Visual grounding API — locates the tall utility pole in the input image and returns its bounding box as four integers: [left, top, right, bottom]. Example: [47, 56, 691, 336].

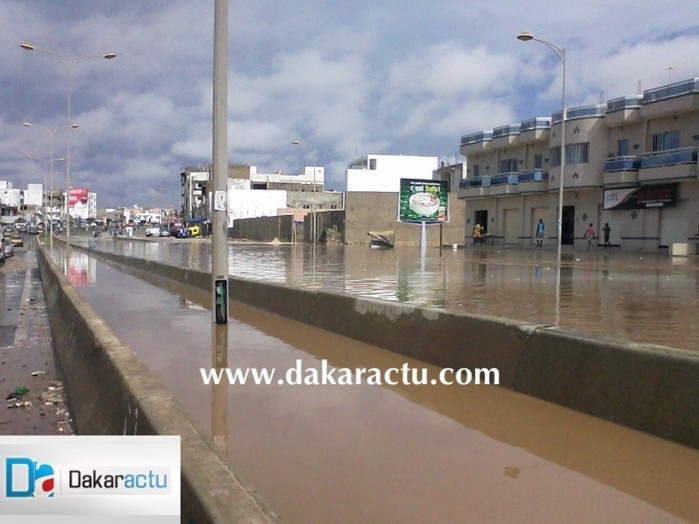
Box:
[212, 0, 229, 325]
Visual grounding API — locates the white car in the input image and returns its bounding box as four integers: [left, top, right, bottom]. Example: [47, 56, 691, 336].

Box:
[145, 226, 161, 237]
[3, 237, 14, 258]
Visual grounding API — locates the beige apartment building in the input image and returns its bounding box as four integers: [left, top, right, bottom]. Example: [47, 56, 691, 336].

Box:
[458, 77, 699, 250]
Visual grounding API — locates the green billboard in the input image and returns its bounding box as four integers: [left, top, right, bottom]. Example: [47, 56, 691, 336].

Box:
[398, 179, 449, 224]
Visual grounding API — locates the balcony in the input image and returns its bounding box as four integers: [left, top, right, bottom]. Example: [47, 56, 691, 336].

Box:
[641, 148, 696, 168]
[491, 125, 520, 148]
[603, 156, 641, 186]
[605, 96, 642, 127]
[643, 78, 699, 103]
[639, 147, 697, 182]
[604, 156, 641, 172]
[458, 170, 548, 197]
[516, 170, 549, 194]
[519, 117, 551, 142]
[460, 130, 493, 155]
[552, 104, 606, 123]
[641, 77, 699, 118]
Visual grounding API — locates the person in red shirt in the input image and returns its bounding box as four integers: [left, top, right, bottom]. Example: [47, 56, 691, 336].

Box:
[585, 223, 596, 249]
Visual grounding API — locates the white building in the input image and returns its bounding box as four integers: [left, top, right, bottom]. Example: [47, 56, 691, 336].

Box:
[226, 184, 288, 227]
[345, 154, 439, 192]
[25, 184, 43, 207]
[250, 165, 324, 190]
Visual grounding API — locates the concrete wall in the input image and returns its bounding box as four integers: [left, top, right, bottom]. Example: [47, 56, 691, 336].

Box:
[229, 214, 294, 242]
[345, 192, 466, 245]
[37, 246, 276, 523]
[72, 244, 699, 450]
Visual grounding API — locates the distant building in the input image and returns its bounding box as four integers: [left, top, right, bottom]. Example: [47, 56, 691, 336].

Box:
[345, 154, 439, 192]
[180, 164, 341, 227]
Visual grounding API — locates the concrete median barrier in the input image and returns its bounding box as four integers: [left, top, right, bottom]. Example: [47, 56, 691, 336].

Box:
[37, 246, 276, 523]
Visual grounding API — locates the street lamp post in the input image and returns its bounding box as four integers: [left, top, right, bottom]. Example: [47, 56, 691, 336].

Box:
[291, 140, 318, 244]
[517, 32, 566, 263]
[24, 122, 76, 249]
[21, 43, 116, 246]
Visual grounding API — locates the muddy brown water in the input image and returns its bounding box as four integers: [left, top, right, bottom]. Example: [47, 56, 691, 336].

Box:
[52, 245, 699, 523]
[77, 238, 699, 351]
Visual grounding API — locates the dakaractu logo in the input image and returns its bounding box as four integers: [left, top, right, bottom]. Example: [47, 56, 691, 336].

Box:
[5, 457, 171, 498]
[5, 458, 55, 498]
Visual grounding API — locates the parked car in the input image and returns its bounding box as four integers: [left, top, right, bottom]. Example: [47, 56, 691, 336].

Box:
[3, 238, 14, 258]
[171, 227, 189, 238]
[145, 226, 161, 237]
[159, 229, 170, 237]
[10, 234, 23, 248]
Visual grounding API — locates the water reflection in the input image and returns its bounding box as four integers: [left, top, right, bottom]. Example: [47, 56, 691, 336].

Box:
[71, 238, 699, 351]
[61, 251, 699, 523]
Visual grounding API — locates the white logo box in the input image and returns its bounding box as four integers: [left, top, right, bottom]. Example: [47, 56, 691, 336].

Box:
[0, 435, 180, 523]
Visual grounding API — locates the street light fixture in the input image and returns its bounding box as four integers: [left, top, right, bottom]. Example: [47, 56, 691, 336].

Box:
[291, 140, 318, 244]
[21, 42, 116, 246]
[517, 31, 566, 264]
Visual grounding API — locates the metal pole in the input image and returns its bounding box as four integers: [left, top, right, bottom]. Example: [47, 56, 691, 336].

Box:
[66, 63, 76, 246]
[49, 135, 54, 250]
[558, 52, 566, 264]
[312, 147, 317, 245]
[517, 33, 566, 261]
[212, 0, 229, 325]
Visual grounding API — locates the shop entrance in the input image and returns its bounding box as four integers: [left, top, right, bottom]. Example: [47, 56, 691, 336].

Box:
[474, 210, 488, 235]
[562, 206, 575, 245]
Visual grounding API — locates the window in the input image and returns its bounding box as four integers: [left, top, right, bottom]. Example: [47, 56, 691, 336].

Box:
[499, 158, 517, 173]
[550, 147, 561, 167]
[534, 154, 543, 169]
[651, 131, 679, 152]
[567, 142, 589, 165]
[369, 158, 377, 170]
[617, 139, 628, 157]
[472, 164, 480, 178]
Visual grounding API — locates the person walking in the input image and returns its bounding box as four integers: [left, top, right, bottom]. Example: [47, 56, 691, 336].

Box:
[585, 223, 596, 249]
[535, 219, 545, 247]
[603, 222, 611, 248]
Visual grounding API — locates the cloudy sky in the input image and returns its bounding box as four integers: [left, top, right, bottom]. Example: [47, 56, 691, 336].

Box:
[1, 1, 697, 208]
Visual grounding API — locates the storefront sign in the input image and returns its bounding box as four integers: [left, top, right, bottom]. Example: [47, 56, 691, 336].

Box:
[603, 184, 677, 210]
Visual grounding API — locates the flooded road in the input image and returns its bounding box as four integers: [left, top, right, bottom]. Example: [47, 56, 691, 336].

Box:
[77, 237, 699, 351]
[53, 246, 699, 523]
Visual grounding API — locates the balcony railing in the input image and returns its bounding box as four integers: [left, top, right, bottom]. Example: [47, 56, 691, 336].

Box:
[552, 104, 606, 123]
[459, 170, 549, 189]
[604, 156, 641, 172]
[518, 170, 549, 182]
[641, 147, 697, 168]
[643, 77, 699, 104]
[460, 130, 493, 146]
[520, 117, 551, 132]
[607, 96, 642, 112]
[459, 178, 481, 189]
[492, 125, 520, 138]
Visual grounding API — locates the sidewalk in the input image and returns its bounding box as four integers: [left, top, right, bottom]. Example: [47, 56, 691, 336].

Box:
[0, 246, 73, 435]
